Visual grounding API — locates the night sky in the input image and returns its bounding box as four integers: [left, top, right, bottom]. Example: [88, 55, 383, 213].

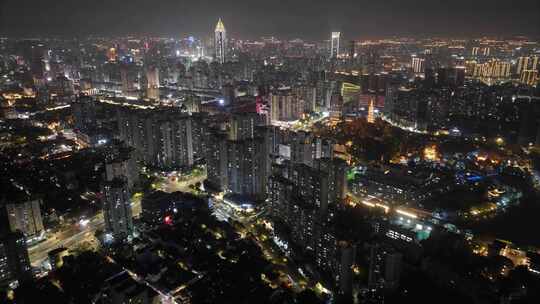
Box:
[1, 0, 539, 39]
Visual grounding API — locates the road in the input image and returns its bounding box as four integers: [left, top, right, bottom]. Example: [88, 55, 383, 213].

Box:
[29, 212, 104, 266]
[28, 172, 204, 267]
[209, 195, 311, 293]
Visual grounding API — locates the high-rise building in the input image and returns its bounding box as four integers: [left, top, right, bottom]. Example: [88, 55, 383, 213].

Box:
[117, 108, 203, 169]
[0, 231, 32, 285]
[225, 139, 265, 197]
[521, 69, 539, 86]
[72, 95, 97, 132]
[516, 56, 539, 76]
[30, 46, 46, 85]
[5, 199, 44, 240]
[330, 32, 341, 58]
[146, 65, 159, 100]
[120, 63, 138, 98]
[384, 252, 403, 290]
[471, 59, 512, 83]
[517, 56, 530, 75]
[367, 98, 375, 123]
[117, 107, 159, 166]
[214, 18, 227, 64]
[146, 65, 160, 100]
[157, 116, 194, 169]
[269, 88, 302, 122]
[411, 55, 425, 74]
[101, 178, 133, 242]
[348, 40, 355, 59]
[104, 144, 140, 191]
[269, 158, 347, 236]
[107, 47, 117, 62]
[289, 131, 334, 167]
[228, 112, 263, 141]
[205, 132, 228, 191]
[336, 241, 356, 296]
[205, 113, 269, 198]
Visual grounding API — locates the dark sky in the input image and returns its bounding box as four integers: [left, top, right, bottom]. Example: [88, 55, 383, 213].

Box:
[1, 0, 539, 39]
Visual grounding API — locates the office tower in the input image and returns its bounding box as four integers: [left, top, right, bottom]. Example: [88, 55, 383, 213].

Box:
[214, 18, 227, 64]
[367, 99, 375, 123]
[101, 178, 133, 242]
[330, 32, 341, 58]
[0, 231, 32, 285]
[146, 65, 160, 100]
[5, 199, 44, 240]
[411, 55, 425, 74]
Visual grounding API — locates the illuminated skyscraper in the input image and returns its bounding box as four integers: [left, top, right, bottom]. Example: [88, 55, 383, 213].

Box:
[107, 47, 117, 62]
[367, 98, 375, 123]
[330, 32, 340, 58]
[214, 18, 227, 64]
[411, 55, 425, 74]
[521, 69, 539, 86]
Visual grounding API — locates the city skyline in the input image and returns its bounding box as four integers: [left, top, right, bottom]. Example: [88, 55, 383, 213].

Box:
[1, 2, 540, 303]
[1, 0, 540, 39]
